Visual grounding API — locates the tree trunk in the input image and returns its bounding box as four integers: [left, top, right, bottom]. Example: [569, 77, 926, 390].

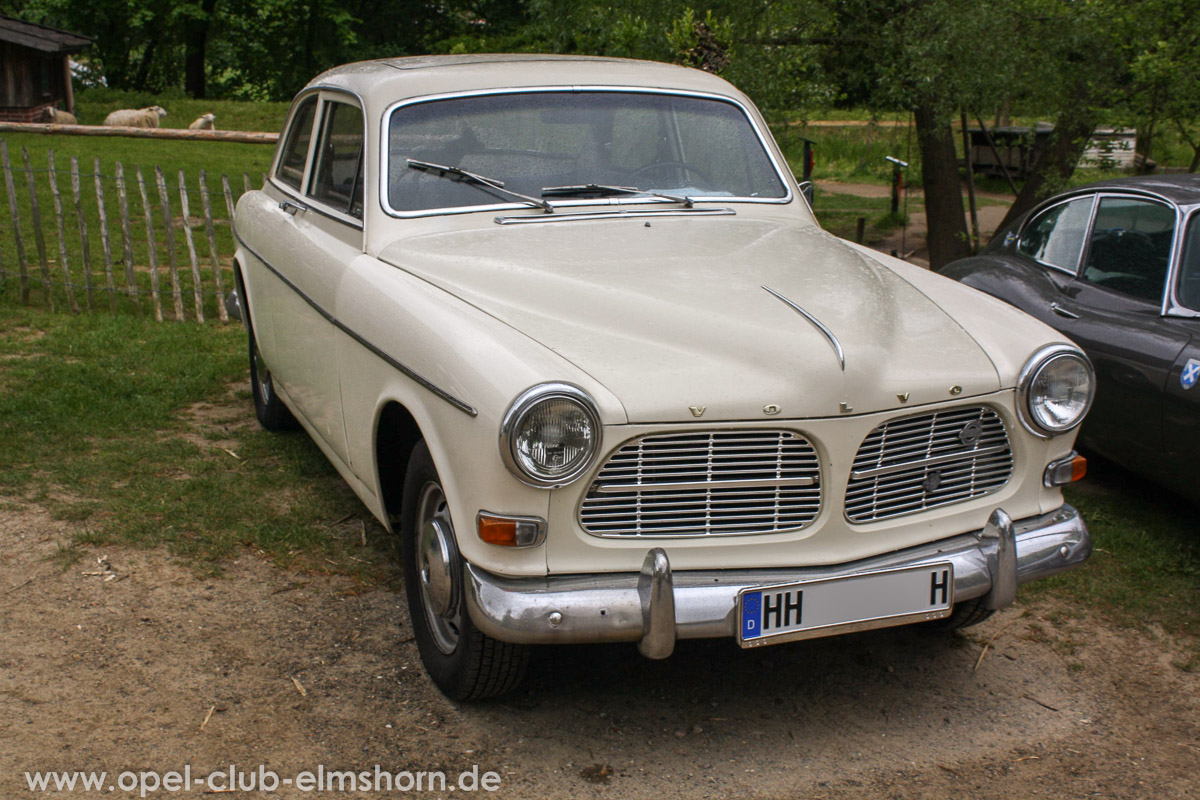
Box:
[184, 0, 219, 98]
[996, 109, 1097, 232]
[914, 103, 970, 270]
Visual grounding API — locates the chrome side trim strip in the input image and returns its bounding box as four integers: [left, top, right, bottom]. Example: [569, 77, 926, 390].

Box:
[234, 228, 477, 416]
[761, 285, 846, 371]
[594, 476, 817, 494]
[495, 207, 736, 225]
[849, 445, 1009, 481]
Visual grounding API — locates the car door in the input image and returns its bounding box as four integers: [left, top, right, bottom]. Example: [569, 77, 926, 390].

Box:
[1162, 212, 1200, 491]
[1045, 194, 1189, 472]
[246, 91, 365, 464]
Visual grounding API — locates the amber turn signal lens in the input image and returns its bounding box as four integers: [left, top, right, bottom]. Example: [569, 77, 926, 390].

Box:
[1070, 453, 1087, 482]
[1043, 451, 1087, 487]
[476, 513, 546, 547]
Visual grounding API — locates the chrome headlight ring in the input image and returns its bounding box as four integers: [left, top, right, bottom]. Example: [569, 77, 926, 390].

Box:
[499, 382, 601, 488]
[1016, 344, 1096, 438]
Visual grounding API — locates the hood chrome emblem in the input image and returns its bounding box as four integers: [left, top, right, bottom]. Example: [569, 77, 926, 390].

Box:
[897, 392, 910, 403]
[689, 406, 707, 418]
[949, 385, 963, 396]
[762, 285, 845, 372]
[763, 404, 781, 416]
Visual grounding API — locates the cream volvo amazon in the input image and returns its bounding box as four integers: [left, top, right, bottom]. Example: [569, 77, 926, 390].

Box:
[232, 55, 1095, 700]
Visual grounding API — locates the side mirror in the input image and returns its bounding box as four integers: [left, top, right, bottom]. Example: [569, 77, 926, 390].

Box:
[796, 180, 814, 207]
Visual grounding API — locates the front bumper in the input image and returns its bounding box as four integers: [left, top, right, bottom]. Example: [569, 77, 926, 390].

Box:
[463, 505, 1090, 657]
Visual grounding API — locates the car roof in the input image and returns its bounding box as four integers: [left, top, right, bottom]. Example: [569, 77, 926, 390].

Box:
[1066, 173, 1200, 206]
[306, 54, 743, 106]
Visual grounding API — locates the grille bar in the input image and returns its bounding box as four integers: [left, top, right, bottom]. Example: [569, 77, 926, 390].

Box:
[845, 407, 1013, 524]
[580, 430, 821, 537]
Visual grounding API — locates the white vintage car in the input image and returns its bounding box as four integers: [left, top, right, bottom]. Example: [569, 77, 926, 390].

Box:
[233, 55, 1095, 700]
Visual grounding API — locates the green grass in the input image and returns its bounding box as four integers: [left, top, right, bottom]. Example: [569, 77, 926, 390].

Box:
[1022, 461, 1200, 662]
[0, 307, 386, 577]
[73, 88, 292, 133]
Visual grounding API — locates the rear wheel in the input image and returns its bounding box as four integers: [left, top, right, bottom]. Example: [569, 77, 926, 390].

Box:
[247, 319, 298, 431]
[401, 441, 528, 700]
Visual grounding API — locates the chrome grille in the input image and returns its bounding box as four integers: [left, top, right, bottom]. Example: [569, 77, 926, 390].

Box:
[579, 430, 821, 537]
[845, 406, 1013, 523]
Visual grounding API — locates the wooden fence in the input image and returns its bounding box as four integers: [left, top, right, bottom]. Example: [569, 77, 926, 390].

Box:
[0, 139, 255, 324]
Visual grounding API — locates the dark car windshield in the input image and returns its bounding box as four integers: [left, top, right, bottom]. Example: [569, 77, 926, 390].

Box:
[386, 91, 787, 213]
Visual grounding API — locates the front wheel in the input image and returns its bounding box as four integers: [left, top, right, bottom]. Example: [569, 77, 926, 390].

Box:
[401, 441, 528, 700]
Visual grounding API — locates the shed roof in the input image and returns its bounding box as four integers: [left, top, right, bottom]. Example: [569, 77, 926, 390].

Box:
[0, 15, 92, 54]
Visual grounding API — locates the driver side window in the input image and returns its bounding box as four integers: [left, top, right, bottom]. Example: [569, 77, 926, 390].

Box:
[1018, 196, 1093, 273]
[1081, 197, 1174, 303]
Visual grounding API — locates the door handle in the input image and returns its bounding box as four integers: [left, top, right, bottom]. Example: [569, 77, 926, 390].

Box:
[1051, 302, 1079, 320]
[278, 200, 307, 216]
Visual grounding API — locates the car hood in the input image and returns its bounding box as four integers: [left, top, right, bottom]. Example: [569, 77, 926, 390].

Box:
[377, 216, 1001, 423]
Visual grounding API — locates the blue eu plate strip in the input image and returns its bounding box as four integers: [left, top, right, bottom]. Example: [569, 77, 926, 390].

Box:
[741, 590, 762, 639]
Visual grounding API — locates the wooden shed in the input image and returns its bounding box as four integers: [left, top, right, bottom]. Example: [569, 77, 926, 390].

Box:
[0, 16, 92, 122]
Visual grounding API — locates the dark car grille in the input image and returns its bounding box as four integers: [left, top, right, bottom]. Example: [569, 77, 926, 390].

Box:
[579, 430, 822, 537]
[845, 406, 1013, 523]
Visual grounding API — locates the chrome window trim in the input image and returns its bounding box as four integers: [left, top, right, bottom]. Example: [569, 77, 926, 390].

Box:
[270, 87, 369, 232]
[1166, 207, 1200, 317]
[1017, 194, 1096, 276]
[378, 86, 794, 219]
[1015, 344, 1095, 438]
[233, 226, 476, 417]
[499, 382, 602, 488]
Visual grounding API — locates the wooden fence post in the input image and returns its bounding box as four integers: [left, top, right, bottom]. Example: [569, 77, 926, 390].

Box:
[1, 141, 29, 304]
[69, 156, 96, 312]
[114, 162, 141, 315]
[135, 166, 163, 322]
[199, 171, 228, 323]
[47, 150, 80, 313]
[154, 166, 184, 322]
[93, 157, 117, 313]
[23, 147, 54, 311]
[176, 169, 205, 323]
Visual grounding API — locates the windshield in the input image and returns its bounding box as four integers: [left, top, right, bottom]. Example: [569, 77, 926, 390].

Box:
[386, 91, 788, 214]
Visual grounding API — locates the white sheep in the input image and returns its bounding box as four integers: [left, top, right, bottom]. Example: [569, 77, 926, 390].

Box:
[188, 113, 216, 130]
[45, 107, 79, 125]
[103, 106, 168, 128]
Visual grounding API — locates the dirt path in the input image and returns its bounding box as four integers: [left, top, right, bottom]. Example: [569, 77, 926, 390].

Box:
[2, 495, 1198, 797]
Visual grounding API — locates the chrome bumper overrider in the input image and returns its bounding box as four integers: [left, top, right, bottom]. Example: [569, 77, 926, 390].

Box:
[463, 505, 1090, 658]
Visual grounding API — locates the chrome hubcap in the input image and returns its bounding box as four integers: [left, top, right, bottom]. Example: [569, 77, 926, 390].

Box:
[415, 482, 461, 654]
[253, 342, 272, 400]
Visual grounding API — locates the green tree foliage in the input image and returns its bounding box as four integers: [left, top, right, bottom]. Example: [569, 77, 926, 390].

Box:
[524, 0, 833, 118]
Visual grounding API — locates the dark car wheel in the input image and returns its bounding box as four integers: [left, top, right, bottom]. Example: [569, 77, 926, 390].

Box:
[401, 441, 528, 700]
[926, 597, 994, 631]
[248, 323, 298, 432]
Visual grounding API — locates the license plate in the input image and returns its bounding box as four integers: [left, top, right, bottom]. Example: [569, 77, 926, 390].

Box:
[737, 563, 954, 647]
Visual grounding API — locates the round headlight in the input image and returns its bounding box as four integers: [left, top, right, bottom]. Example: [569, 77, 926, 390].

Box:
[501, 383, 600, 487]
[1018, 346, 1095, 436]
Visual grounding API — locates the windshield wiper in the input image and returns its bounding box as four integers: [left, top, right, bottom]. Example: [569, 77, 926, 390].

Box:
[407, 159, 554, 213]
[541, 183, 695, 208]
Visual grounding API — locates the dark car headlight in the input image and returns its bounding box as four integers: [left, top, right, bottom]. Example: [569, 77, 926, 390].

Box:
[500, 383, 600, 487]
[1017, 345, 1095, 437]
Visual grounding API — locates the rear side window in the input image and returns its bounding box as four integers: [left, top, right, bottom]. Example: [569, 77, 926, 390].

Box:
[1081, 197, 1175, 302]
[276, 96, 318, 191]
[309, 101, 364, 219]
[1018, 196, 1093, 272]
